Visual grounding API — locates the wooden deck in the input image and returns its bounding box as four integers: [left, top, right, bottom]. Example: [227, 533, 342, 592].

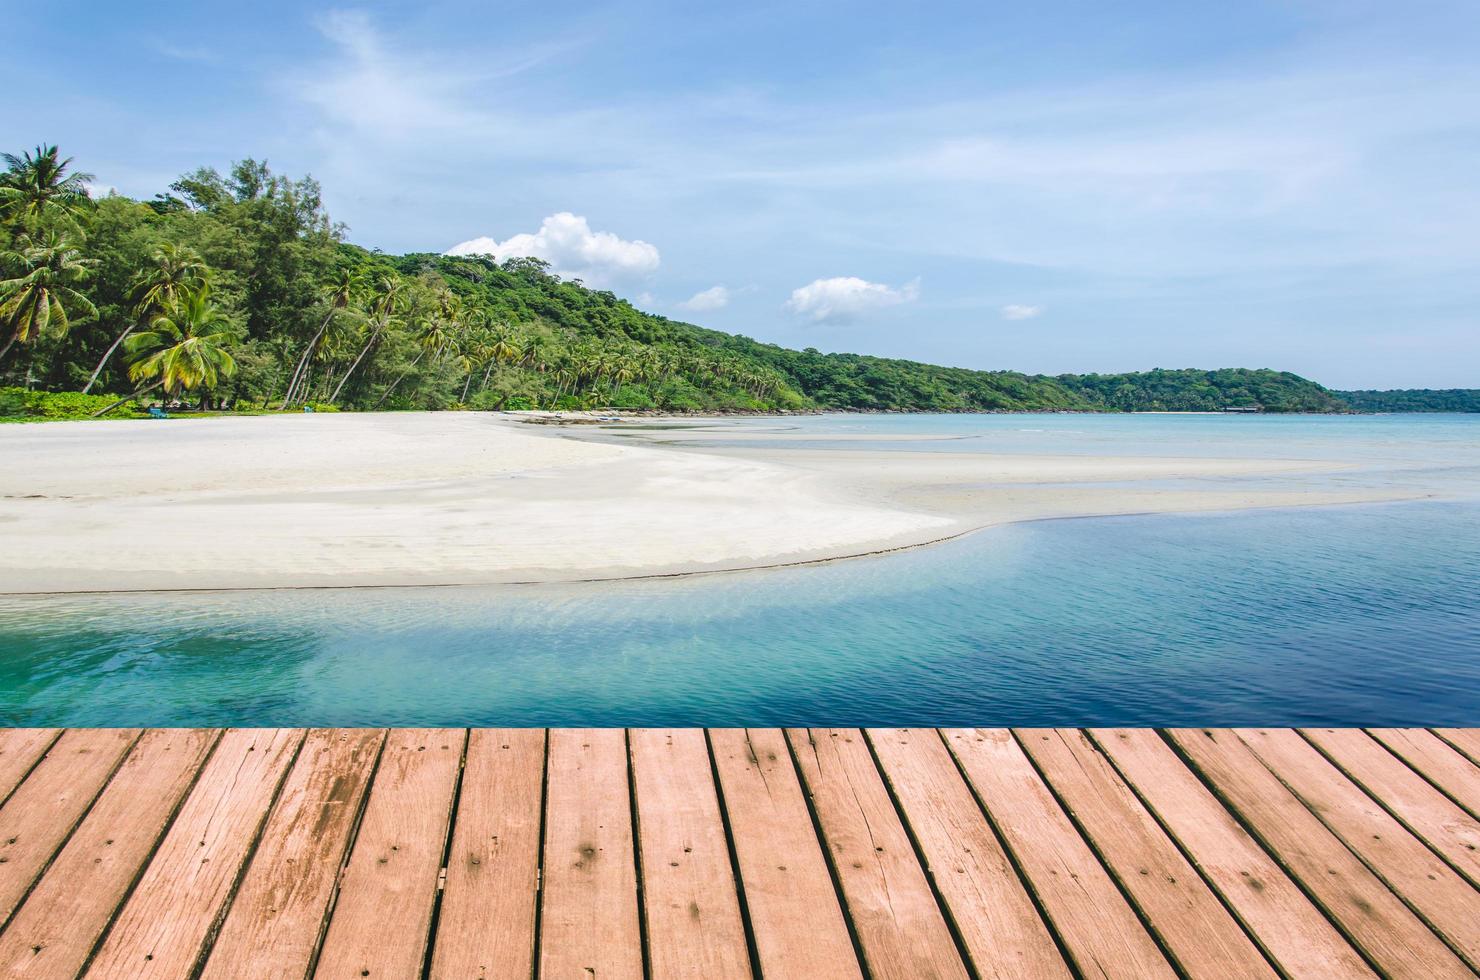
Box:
[0, 729, 1476, 978]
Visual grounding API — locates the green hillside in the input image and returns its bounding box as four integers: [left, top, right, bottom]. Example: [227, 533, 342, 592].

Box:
[1, 148, 1350, 417]
[1335, 389, 1480, 413]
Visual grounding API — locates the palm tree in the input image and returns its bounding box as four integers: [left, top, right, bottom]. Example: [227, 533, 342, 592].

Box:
[328, 275, 403, 404]
[0, 229, 97, 364]
[281, 268, 361, 408]
[91, 287, 241, 416]
[82, 243, 208, 393]
[0, 145, 94, 230]
[372, 304, 458, 409]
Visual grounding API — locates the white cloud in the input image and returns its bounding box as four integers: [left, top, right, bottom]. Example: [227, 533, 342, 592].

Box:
[678, 285, 730, 312]
[786, 276, 920, 323]
[447, 212, 660, 285]
[1001, 304, 1044, 320]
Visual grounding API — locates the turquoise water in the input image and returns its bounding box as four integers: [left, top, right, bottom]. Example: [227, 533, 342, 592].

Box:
[2, 414, 1477, 726]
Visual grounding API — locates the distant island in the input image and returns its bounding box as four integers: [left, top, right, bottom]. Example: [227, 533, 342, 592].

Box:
[0, 146, 1470, 420]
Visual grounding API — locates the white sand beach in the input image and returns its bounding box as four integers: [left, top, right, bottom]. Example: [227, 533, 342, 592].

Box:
[0, 412, 1422, 593]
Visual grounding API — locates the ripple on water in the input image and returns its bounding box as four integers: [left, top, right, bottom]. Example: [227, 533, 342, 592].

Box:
[0, 498, 1477, 726]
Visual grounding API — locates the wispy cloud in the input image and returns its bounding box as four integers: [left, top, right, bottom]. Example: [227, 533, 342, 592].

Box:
[1001, 304, 1043, 320]
[155, 41, 217, 64]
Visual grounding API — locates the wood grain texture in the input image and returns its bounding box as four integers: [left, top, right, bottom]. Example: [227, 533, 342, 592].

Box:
[0, 730, 61, 805]
[0, 728, 216, 980]
[1368, 728, 1480, 817]
[85, 728, 304, 979]
[708, 728, 863, 980]
[0, 727, 1471, 977]
[1169, 728, 1470, 979]
[0, 728, 140, 925]
[199, 728, 385, 980]
[1237, 728, 1480, 972]
[1435, 729, 1480, 767]
[1304, 727, 1480, 887]
[1016, 728, 1277, 978]
[788, 728, 969, 980]
[539, 728, 643, 980]
[429, 728, 546, 980]
[1091, 728, 1377, 978]
[867, 728, 1070, 980]
[944, 729, 1176, 980]
[630, 728, 752, 980]
[312, 728, 464, 980]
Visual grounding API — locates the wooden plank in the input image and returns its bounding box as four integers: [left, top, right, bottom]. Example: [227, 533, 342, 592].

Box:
[1368, 728, 1480, 818]
[1435, 729, 1480, 766]
[428, 728, 545, 980]
[787, 728, 969, 980]
[0, 729, 216, 980]
[1016, 729, 1277, 978]
[708, 728, 862, 980]
[1303, 727, 1480, 887]
[866, 728, 1069, 980]
[943, 729, 1175, 980]
[1169, 728, 1471, 979]
[0, 730, 61, 805]
[313, 728, 464, 980]
[1093, 729, 1376, 977]
[0, 728, 139, 925]
[198, 728, 385, 980]
[85, 728, 304, 979]
[630, 728, 752, 980]
[538, 728, 643, 980]
[1237, 728, 1480, 971]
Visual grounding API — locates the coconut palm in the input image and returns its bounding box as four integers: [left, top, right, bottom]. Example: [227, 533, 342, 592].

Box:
[83, 243, 209, 393]
[328, 275, 403, 404]
[372, 304, 457, 409]
[0, 229, 97, 364]
[0, 145, 94, 230]
[91, 287, 241, 415]
[281, 268, 362, 408]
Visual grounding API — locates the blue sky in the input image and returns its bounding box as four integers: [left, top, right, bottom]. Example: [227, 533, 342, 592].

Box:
[8, 1, 1480, 387]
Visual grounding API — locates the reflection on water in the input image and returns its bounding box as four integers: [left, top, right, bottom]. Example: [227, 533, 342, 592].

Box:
[2, 500, 1477, 727]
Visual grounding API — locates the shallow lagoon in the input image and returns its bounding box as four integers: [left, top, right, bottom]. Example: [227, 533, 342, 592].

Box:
[2, 413, 1477, 727]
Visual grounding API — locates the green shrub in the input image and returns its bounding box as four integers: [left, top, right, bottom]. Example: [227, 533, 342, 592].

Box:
[0, 387, 146, 420]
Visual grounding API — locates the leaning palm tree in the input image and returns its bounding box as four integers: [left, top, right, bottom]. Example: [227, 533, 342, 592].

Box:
[0, 145, 94, 230]
[0, 229, 97, 364]
[92, 287, 241, 416]
[82, 243, 209, 393]
[280, 268, 361, 409]
[328, 275, 403, 405]
[372, 307, 456, 409]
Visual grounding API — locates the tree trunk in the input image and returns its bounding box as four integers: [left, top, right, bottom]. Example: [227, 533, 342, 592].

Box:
[279, 308, 336, 410]
[461, 369, 474, 403]
[372, 347, 426, 409]
[329, 328, 382, 405]
[0, 328, 20, 366]
[81, 324, 136, 394]
[91, 380, 164, 418]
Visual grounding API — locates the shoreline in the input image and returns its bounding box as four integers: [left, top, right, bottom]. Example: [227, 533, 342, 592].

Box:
[0, 411, 1440, 595]
[0, 495, 1438, 598]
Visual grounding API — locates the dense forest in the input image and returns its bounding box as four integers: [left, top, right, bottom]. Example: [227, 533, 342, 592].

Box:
[1335, 389, 1480, 413]
[0, 146, 1404, 419]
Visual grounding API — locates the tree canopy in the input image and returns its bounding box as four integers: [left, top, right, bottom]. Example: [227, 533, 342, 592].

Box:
[1, 147, 1368, 416]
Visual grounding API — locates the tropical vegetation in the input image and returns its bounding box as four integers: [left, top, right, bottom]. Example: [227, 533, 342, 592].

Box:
[1334, 389, 1480, 413]
[0, 144, 1418, 420]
